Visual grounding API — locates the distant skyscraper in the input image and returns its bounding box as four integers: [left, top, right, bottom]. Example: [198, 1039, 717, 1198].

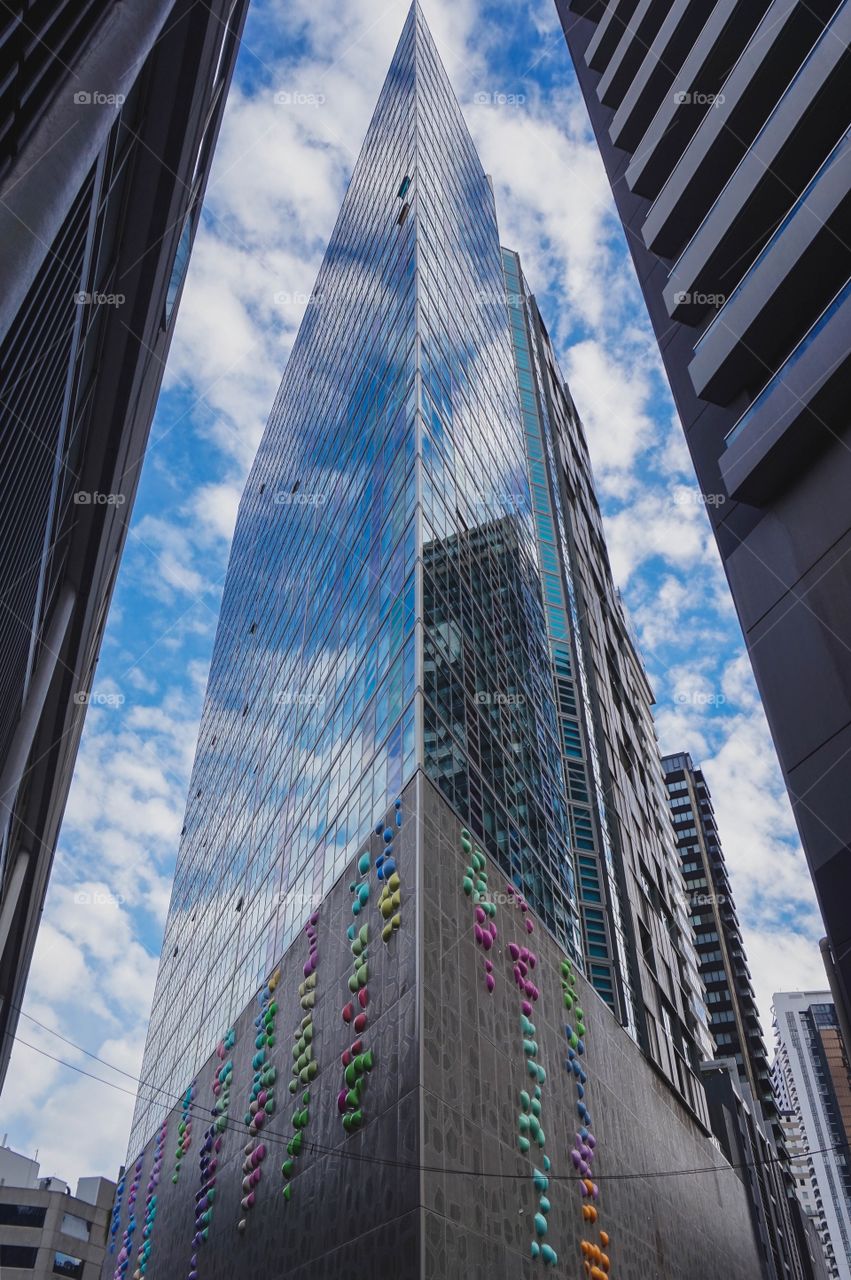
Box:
[554, 0, 851, 1035]
[662, 753, 774, 1116]
[664, 752, 813, 1279]
[0, 0, 248, 1090]
[773, 991, 851, 1279]
[111, 7, 768, 1277]
[780, 1106, 834, 1280]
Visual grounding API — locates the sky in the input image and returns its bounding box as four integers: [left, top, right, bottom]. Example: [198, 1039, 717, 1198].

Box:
[0, 0, 828, 1185]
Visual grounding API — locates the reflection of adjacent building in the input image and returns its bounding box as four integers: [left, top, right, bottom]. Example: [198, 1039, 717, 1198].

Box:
[422, 513, 582, 957]
[0, 1141, 115, 1280]
[773, 992, 851, 1279]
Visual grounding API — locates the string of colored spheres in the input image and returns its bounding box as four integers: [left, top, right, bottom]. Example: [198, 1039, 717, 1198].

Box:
[282, 914, 320, 1199]
[238, 967, 280, 1231]
[338, 800, 403, 1134]
[114, 808, 613, 1271]
[134, 1118, 167, 1279]
[461, 825, 612, 1274]
[187, 1023, 236, 1279]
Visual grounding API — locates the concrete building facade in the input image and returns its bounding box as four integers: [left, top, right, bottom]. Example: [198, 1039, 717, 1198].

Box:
[0, 1141, 115, 1280]
[104, 775, 766, 1280]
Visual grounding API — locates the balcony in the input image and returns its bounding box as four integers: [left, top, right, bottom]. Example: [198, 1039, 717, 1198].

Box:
[585, 0, 641, 73]
[663, 1, 851, 324]
[563, 0, 608, 15]
[720, 275, 851, 502]
[688, 127, 851, 404]
[596, 0, 671, 110]
[642, 0, 837, 258]
[610, 0, 709, 151]
[625, 0, 770, 200]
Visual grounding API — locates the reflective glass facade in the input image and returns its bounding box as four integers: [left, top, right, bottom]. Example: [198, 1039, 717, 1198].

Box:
[130, 3, 582, 1154]
[414, 14, 581, 958]
[130, 0, 719, 1157]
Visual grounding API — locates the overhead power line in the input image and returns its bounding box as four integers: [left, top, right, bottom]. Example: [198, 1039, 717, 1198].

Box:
[10, 1023, 848, 1187]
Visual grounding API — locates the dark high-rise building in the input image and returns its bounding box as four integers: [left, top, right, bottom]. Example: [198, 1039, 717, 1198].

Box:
[554, 0, 851, 1033]
[663, 752, 813, 1280]
[662, 753, 773, 1115]
[110, 7, 768, 1277]
[0, 0, 248, 1088]
[504, 254, 713, 1121]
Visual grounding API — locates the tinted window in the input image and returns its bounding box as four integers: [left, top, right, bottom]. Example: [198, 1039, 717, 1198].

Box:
[0, 1203, 46, 1227]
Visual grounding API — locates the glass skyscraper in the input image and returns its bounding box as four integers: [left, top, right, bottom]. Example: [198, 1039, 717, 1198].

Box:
[113, 10, 768, 1278]
[131, 0, 585, 1155]
[130, 0, 713, 1155]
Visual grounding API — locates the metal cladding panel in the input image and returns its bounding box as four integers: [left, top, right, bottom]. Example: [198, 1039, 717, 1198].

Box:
[0, 176, 91, 763]
[104, 773, 764, 1280]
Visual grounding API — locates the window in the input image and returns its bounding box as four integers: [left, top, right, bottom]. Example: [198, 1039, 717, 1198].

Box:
[53, 1253, 84, 1280]
[164, 214, 193, 325]
[0, 1204, 47, 1227]
[1, 1245, 39, 1268]
[60, 1212, 90, 1241]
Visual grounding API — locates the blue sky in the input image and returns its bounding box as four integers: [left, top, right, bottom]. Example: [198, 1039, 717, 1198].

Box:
[0, 0, 826, 1184]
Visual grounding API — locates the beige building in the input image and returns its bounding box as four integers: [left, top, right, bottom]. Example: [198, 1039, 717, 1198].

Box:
[0, 1141, 115, 1280]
